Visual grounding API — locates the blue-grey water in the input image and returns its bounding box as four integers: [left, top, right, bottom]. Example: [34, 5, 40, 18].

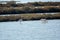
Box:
[0, 20, 60, 40]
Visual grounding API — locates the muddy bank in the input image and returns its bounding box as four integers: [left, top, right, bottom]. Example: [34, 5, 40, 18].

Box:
[0, 2, 60, 7]
[0, 6, 60, 14]
[0, 14, 60, 22]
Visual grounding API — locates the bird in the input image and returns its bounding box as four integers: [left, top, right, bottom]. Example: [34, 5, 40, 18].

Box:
[40, 19, 47, 23]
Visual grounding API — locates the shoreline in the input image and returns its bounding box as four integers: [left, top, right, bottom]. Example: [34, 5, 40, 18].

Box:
[0, 19, 60, 22]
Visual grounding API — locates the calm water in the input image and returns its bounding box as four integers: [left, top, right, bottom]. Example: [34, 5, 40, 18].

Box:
[0, 20, 60, 40]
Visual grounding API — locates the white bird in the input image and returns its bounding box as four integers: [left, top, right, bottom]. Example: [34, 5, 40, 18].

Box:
[40, 19, 47, 23]
[19, 19, 23, 24]
[41, 19, 46, 21]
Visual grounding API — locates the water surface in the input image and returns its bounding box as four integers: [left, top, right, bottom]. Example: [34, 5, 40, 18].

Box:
[0, 20, 60, 40]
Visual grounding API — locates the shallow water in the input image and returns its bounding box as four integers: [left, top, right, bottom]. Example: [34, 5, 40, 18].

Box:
[0, 20, 60, 40]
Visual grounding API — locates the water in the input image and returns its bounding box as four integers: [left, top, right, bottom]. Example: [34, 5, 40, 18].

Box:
[0, 20, 60, 40]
